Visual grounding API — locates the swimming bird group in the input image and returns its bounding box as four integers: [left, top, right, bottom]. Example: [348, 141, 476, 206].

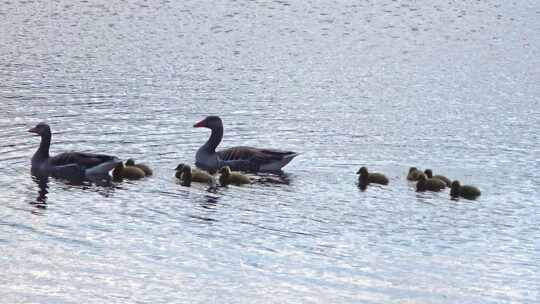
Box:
[29, 117, 481, 200]
[357, 166, 481, 200]
[29, 116, 296, 187]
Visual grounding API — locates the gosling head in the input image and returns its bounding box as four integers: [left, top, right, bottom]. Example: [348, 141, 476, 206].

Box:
[180, 164, 192, 186]
[416, 173, 427, 192]
[181, 164, 192, 174]
[450, 180, 461, 197]
[356, 167, 369, 190]
[424, 169, 433, 178]
[409, 167, 418, 173]
[356, 166, 369, 177]
[112, 163, 125, 180]
[125, 159, 136, 166]
[219, 166, 232, 176]
[175, 163, 186, 171]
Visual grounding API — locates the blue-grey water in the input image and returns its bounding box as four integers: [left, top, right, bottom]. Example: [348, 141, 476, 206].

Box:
[1, 0, 539, 303]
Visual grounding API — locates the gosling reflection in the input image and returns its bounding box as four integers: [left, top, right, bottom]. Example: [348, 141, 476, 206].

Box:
[200, 195, 220, 209]
[252, 171, 291, 185]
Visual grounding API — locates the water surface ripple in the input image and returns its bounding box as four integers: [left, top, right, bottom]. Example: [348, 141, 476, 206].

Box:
[1, 0, 539, 303]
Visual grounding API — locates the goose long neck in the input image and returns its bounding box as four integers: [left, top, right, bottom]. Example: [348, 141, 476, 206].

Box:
[203, 124, 223, 153]
[36, 131, 51, 159]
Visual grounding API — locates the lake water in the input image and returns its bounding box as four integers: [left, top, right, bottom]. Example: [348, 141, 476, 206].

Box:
[1, 0, 539, 303]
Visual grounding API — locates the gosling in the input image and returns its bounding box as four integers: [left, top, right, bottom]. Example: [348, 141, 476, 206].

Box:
[126, 158, 153, 176]
[424, 169, 451, 187]
[178, 164, 193, 187]
[112, 163, 146, 181]
[450, 181, 481, 200]
[407, 167, 422, 181]
[175, 163, 213, 183]
[219, 166, 251, 186]
[357, 166, 389, 190]
[416, 173, 445, 192]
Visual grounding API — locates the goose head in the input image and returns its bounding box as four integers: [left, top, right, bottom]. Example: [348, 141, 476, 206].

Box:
[28, 122, 51, 137]
[193, 116, 222, 129]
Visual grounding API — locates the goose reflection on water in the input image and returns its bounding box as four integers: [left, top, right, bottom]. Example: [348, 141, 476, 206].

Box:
[31, 175, 49, 209]
[30, 171, 118, 210]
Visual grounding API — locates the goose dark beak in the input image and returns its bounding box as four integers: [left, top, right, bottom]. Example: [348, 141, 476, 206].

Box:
[28, 127, 38, 134]
[193, 120, 205, 128]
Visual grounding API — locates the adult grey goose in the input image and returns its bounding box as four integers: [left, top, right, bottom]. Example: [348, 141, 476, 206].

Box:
[29, 122, 121, 181]
[193, 116, 299, 173]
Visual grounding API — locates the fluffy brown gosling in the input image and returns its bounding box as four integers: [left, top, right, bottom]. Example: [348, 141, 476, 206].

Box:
[357, 166, 389, 190]
[450, 180, 481, 200]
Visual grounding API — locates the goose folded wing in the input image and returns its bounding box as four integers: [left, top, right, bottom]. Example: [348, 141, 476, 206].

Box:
[48, 163, 85, 180]
[218, 147, 294, 161]
[49, 152, 117, 169]
[217, 147, 294, 171]
[219, 158, 259, 172]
